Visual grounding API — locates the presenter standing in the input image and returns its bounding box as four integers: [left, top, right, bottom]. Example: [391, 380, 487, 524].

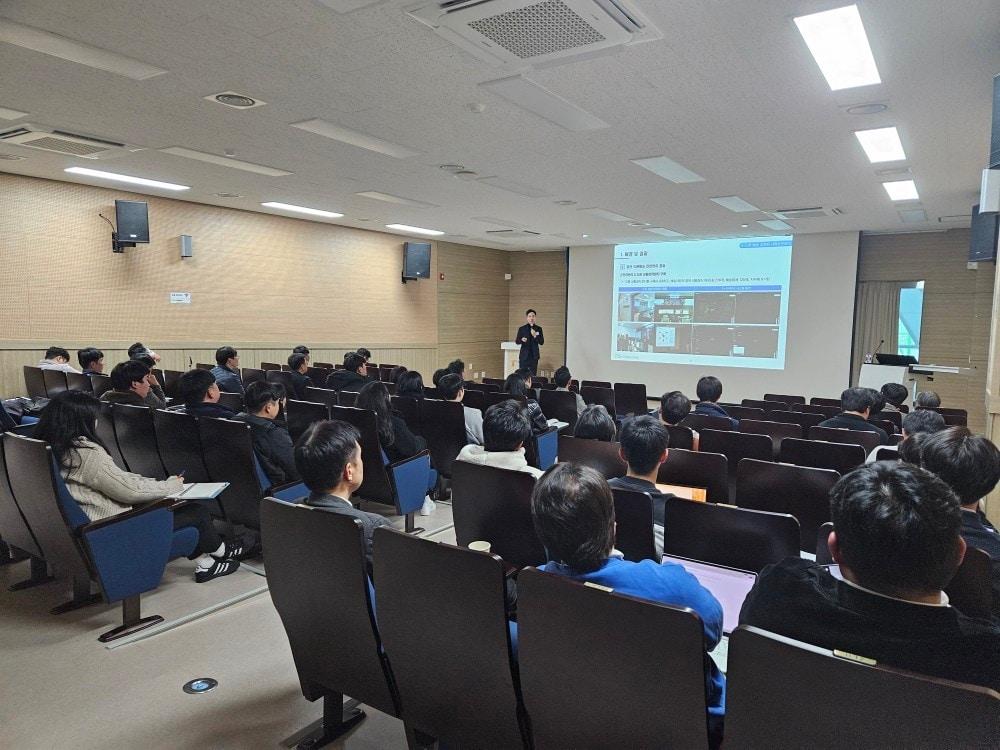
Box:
[516, 309, 544, 375]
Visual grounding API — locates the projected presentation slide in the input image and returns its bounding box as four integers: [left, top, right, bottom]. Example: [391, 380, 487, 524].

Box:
[612, 237, 793, 369]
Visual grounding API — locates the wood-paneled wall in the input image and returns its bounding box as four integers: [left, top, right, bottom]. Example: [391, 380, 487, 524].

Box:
[856, 229, 993, 434]
[508, 250, 568, 376]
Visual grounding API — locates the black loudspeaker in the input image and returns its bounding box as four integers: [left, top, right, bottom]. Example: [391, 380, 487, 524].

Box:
[115, 200, 150, 244]
[402, 241, 431, 282]
[970, 204, 999, 263]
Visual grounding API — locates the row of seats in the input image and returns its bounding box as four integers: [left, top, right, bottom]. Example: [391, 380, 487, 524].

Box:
[262, 499, 999, 749]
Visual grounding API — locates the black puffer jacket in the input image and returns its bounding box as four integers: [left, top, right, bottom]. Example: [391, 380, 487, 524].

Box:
[234, 412, 299, 486]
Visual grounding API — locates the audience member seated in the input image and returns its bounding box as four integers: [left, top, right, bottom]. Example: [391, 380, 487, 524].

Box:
[33, 391, 243, 582]
[325, 352, 370, 392]
[356, 347, 372, 363]
[356, 381, 427, 462]
[573, 405, 616, 442]
[456, 400, 543, 478]
[37, 346, 81, 373]
[176, 369, 236, 418]
[739, 462, 1000, 691]
[128, 342, 161, 363]
[659, 390, 699, 451]
[395, 370, 425, 399]
[866, 408, 945, 463]
[210, 346, 244, 394]
[913, 427, 1000, 617]
[295, 419, 390, 569]
[693, 375, 736, 427]
[291, 345, 310, 363]
[438, 373, 484, 445]
[432, 368, 449, 387]
[234, 382, 299, 487]
[817, 387, 889, 444]
[286, 353, 312, 400]
[875, 382, 909, 417]
[446, 358, 466, 383]
[388, 365, 408, 385]
[915, 390, 942, 408]
[553, 365, 585, 416]
[607, 415, 674, 555]
[78, 347, 105, 376]
[101, 360, 166, 409]
[532, 463, 725, 741]
[503, 370, 548, 433]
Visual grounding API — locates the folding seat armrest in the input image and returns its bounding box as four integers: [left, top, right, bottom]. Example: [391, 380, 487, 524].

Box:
[78, 498, 176, 534]
[268, 480, 308, 503]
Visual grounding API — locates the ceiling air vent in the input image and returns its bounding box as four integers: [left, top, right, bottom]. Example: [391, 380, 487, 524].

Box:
[0, 124, 142, 159]
[770, 207, 845, 220]
[486, 229, 542, 238]
[407, 0, 661, 70]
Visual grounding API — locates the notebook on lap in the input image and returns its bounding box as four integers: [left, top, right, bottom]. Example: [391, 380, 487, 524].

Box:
[662, 555, 757, 634]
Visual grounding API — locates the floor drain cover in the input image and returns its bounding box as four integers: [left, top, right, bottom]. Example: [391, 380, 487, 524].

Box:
[183, 678, 218, 694]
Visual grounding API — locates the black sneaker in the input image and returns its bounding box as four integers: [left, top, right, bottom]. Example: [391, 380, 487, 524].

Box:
[195, 558, 240, 583]
[218, 539, 247, 561]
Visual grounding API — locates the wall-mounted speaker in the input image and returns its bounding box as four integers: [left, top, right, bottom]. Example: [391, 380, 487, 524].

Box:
[115, 200, 149, 243]
[180, 234, 193, 258]
[981, 169, 1000, 214]
[402, 241, 431, 283]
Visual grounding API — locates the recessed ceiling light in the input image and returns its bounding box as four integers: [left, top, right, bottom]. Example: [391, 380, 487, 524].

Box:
[0, 105, 29, 120]
[874, 166, 912, 178]
[261, 202, 343, 218]
[160, 146, 292, 176]
[793, 5, 881, 91]
[758, 219, 793, 230]
[645, 227, 684, 238]
[740, 224, 750, 228]
[385, 223, 444, 236]
[0, 19, 167, 79]
[291, 119, 420, 159]
[205, 92, 265, 109]
[479, 75, 609, 132]
[845, 102, 888, 115]
[854, 126, 905, 163]
[355, 191, 438, 208]
[710, 195, 760, 212]
[581, 234, 589, 238]
[882, 180, 919, 201]
[630, 155, 705, 184]
[64, 166, 189, 191]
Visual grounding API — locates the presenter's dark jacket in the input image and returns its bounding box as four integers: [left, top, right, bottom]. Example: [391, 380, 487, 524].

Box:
[325, 369, 371, 393]
[516, 324, 544, 364]
[234, 412, 299, 486]
[960, 508, 1000, 617]
[739, 558, 1000, 692]
[817, 412, 889, 444]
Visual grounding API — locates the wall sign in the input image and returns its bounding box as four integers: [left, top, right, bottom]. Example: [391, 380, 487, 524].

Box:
[170, 292, 192, 304]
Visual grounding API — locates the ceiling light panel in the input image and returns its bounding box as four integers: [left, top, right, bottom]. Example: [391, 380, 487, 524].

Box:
[758, 219, 793, 230]
[0, 19, 167, 80]
[581, 208, 633, 222]
[64, 166, 188, 191]
[291, 119, 420, 159]
[645, 228, 684, 237]
[793, 5, 881, 91]
[479, 76, 609, 132]
[882, 180, 919, 201]
[710, 195, 760, 212]
[854, 126, 905, 163]
[160, 146, 292, 176]
[355, 191, 438, 207]
[385, 223, 444, 236]
[476, 176, 550, 198]
[261, 202, 343, 218]
[630, 155, 705, 184]
[0, 106, 29, 120]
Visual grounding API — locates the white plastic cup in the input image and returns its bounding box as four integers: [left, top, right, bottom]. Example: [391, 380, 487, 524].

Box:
[468, 540, 492, 553]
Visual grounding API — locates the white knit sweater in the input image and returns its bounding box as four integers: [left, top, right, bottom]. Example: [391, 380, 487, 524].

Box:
[60, 438, 183, 521]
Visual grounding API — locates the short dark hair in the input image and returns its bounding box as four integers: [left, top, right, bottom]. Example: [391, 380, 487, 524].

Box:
[438, 373, 464, 400]
[503, 373, 530, 399]
[388, 365, 408, 384]
[660, 391, 691, 425]
[619, 415, 669, 474]
[244, 381, 284, 413]
[178, 368, 216, 406]
[109, 360, 149, 392]
[288, 353, 308, 371]
[915, 391, 941, 408]
[897, 431, 926, 465]
[292, 345, 310, 355]
[483, 400, 532, 452]
[215, 346, 238, 366]
[396, 370, 424, 399]
[881, 382, 909, 407]
[866, 388, 886, 414]
[294, 420, 361, 493]
[127, 342, 148, 358]
[696, 376, 722, 402]
[343, 352, 366, 372]
[356, 348, 372, 361]
[77, 347, 103, 370]
[131, 352, 155, 368]
[432, 368, 449, 386]
[447, 359, 464, 375]
[531, 463, 614, 573]
[553, 366, 572, 388]
[915, 426, 1000, 506]
[45, 346, 70, 360]
[573, 405, 616, 442]
[525, 308, 536, 316]
[902, 408, 946, 436]
[830, 462, 963, 593]
[841, 387, 876, 413]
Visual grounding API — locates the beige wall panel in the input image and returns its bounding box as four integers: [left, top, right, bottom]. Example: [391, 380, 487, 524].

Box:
[507, 251, 567, 374]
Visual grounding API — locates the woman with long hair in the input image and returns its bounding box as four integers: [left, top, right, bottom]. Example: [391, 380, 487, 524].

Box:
[503, 370, 549, 433]
[32, 391, 243, 582]
[356, 381, 426, 463]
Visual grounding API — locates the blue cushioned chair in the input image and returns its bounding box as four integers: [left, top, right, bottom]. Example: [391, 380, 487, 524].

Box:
[2, 434, 198, 642]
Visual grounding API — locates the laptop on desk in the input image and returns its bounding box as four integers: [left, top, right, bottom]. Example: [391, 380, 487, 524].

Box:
[662, 555, 757, 635]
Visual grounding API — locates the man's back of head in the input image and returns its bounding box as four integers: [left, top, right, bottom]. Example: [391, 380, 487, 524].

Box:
[437, 372, 464, 401]
[912, 426, 1000, 508]
[295, 419, 362, 495]
[880, 382, 909, 409]
[343, 352, 366, 373]
[915, 391, 942, 408]
[553, 366, 572, 388]
[840, 387, 875, 415]
[109, 360, 149, 393]
[483, 400, 532, 453]
[695, 376, 722, 403]
[215, 346, 238, 367]
[619, 415, 669, 476]
[901, 408, 946, 438]
[830, 462, 963, 598]
[178, 368, 217, 406]
[44, 346, 70, 361]
[446, 359, 464, 376]
[660, 391, 692, 425]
